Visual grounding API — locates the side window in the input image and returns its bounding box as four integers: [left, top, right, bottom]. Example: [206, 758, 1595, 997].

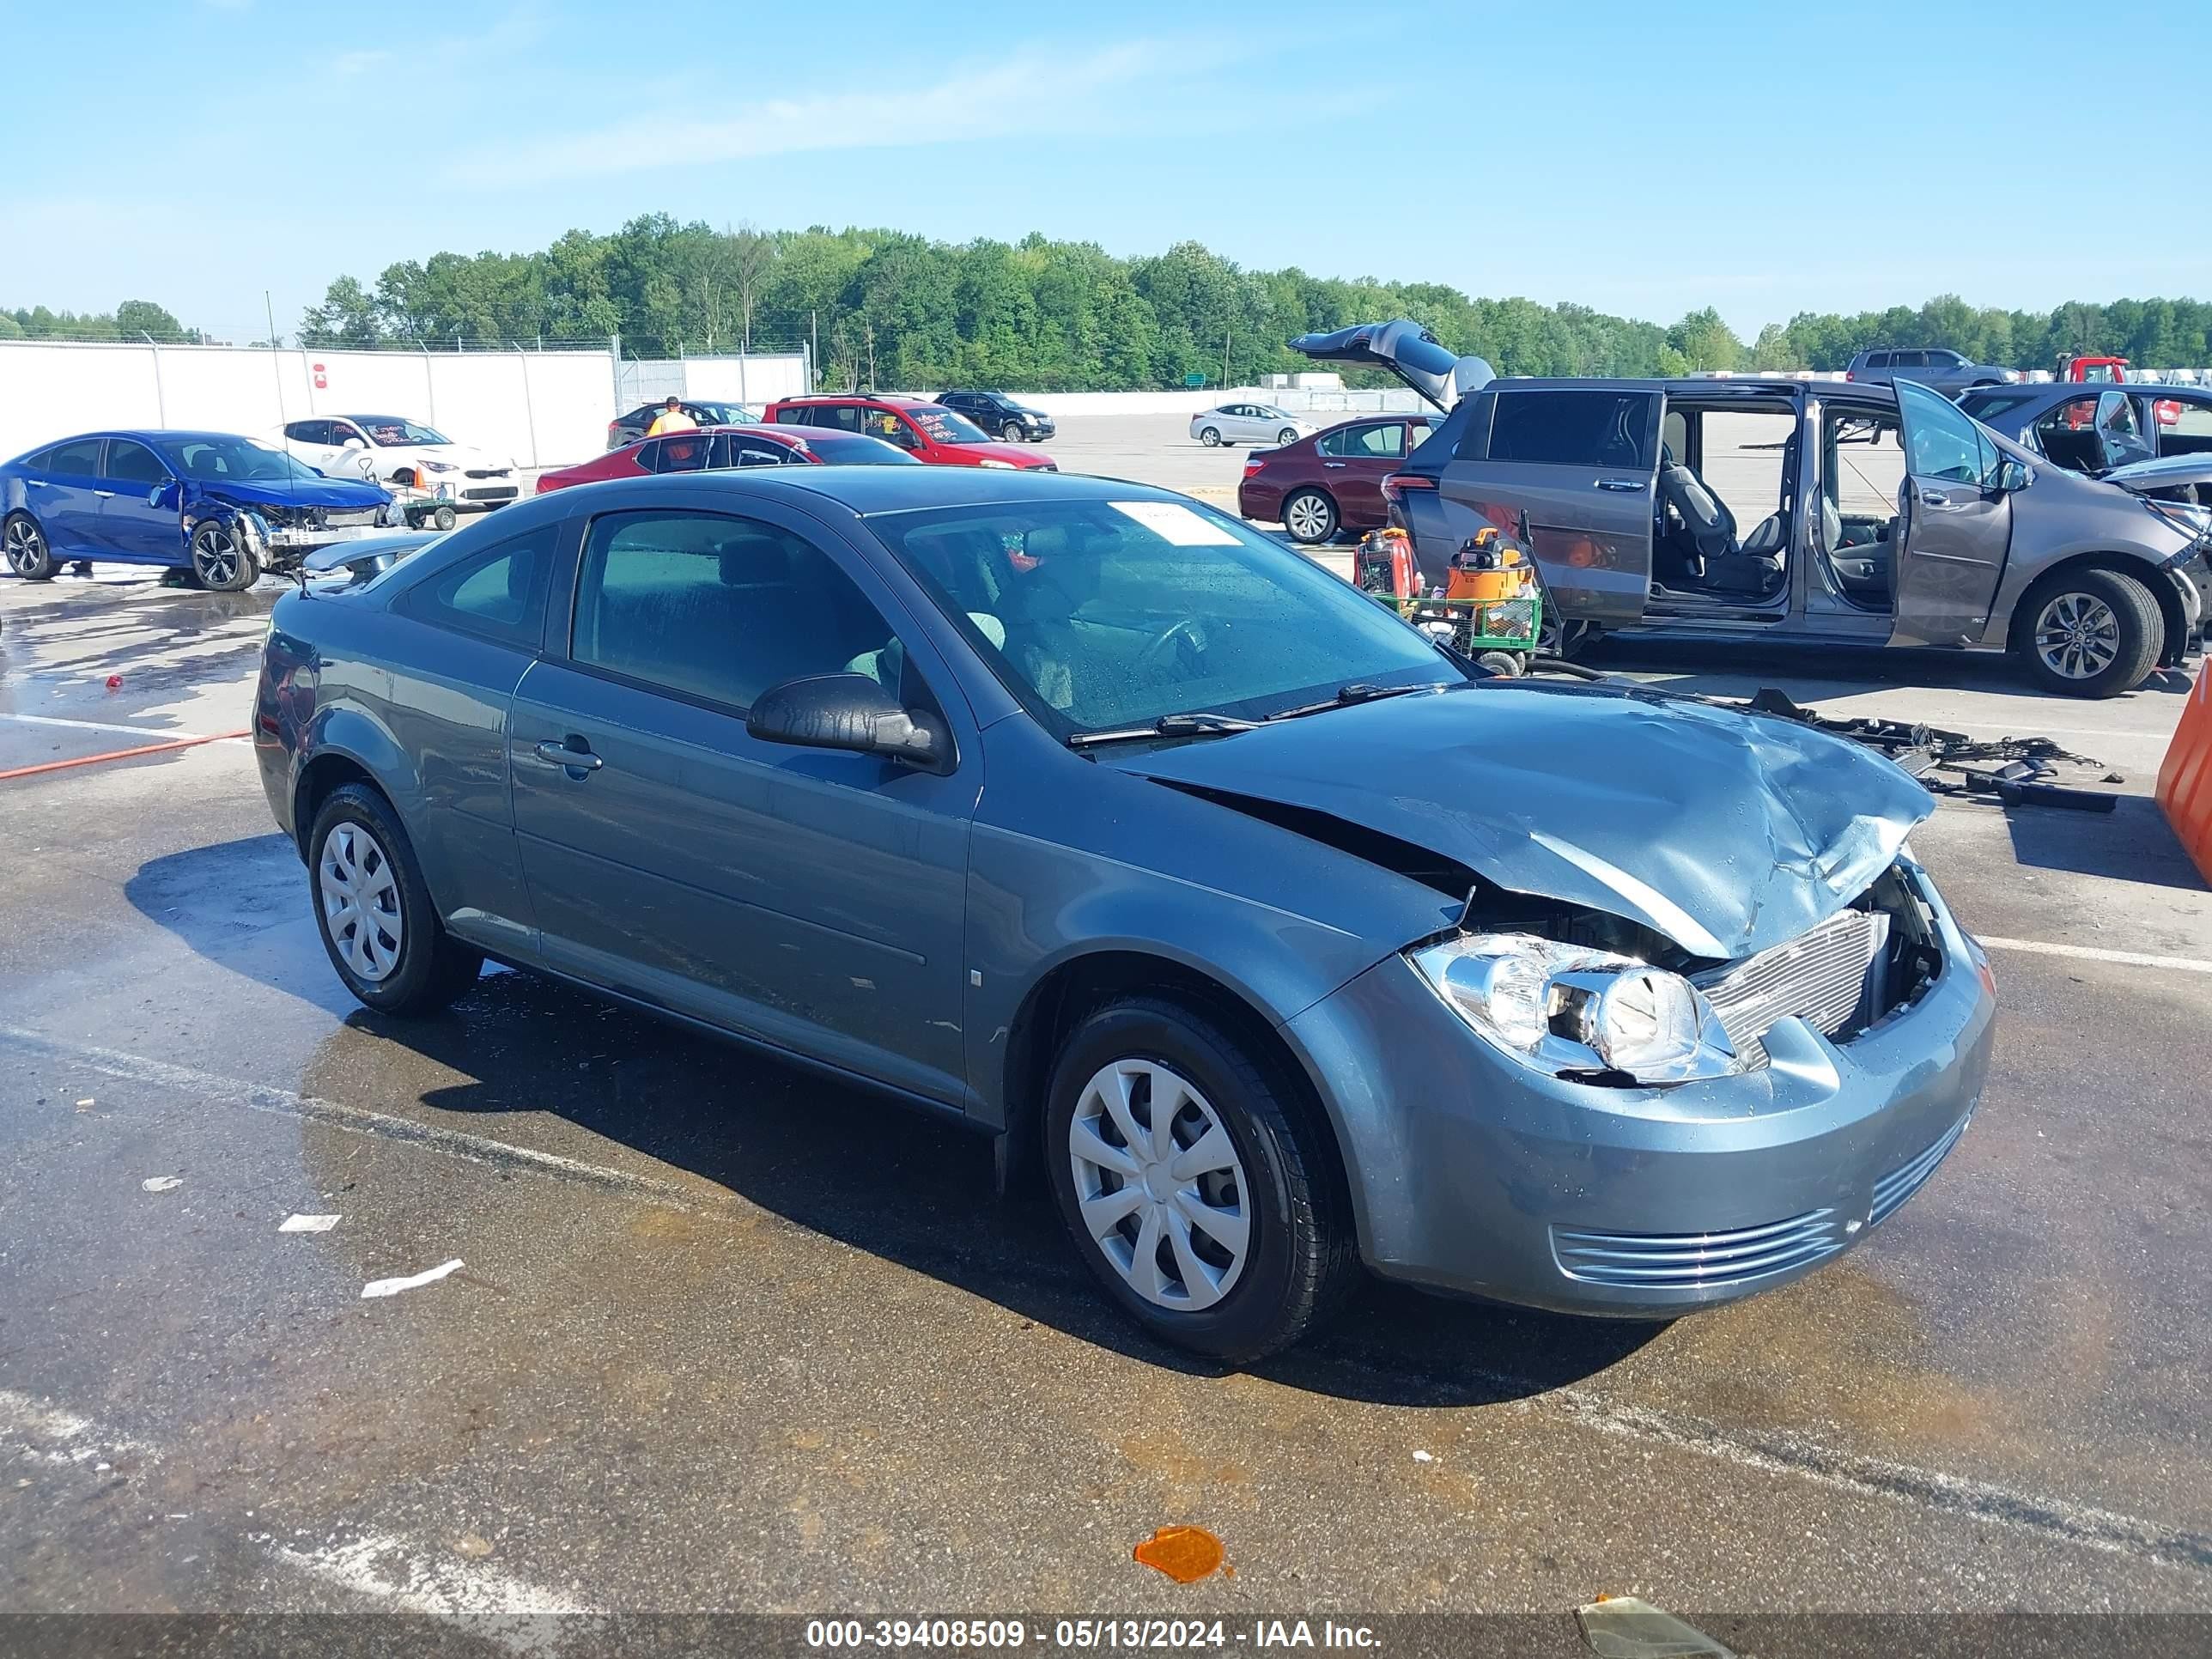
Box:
[1894, 350, 1929, 368]
[104, 439, 168, 485]
[49, 438, 106, 475]
[1315, 427, 1354, 458]
[398, 524, 557, 647]
[283, 421, 316, 442]
[1865, 352, 1891, 369]
[772, 406, 811, 425]
[1898, 380, 1986, 485]
[720, 436, 793, 467]
[1347, 423, 1405, 458]
[866, 410, 918, 448]
[822, 405, 866, 434]
[633, 440, 662, 471]
[1661, 407, 1688, 463]
[1487, 391, 1656, 470]
[650, 433, 711, 473]
[569, 512, 895, 713]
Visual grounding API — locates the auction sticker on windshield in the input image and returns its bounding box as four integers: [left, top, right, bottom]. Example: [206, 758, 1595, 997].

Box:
[1109, 501, 1240, 545]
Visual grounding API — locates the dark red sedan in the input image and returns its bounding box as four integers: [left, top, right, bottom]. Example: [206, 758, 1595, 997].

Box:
[1237, 414, 1437, 544]
[536, 424, 918, 493]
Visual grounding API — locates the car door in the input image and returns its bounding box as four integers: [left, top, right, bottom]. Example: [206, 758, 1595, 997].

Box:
[29, 436, 108, 554]
[96, 438, 181, 561]
[1892, 379, 2013, 647]
[507, 503, 975, 1105]
[1436, 386, 1661, 627]
[1319, 422, 1407, 526]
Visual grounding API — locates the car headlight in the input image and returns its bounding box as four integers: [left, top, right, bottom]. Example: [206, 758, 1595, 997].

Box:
[376, 500, 404, 528]
[2143, 496, 2211, 547]
[1407, 933, 1742, 1085]
[977, 458, 1015, 469]
[422, 460, 459, 473]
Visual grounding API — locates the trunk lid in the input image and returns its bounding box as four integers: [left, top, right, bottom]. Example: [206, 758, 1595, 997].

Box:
[1288, 319, 1495, 411]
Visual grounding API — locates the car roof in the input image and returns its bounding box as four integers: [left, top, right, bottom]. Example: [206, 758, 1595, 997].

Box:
[1969, 381, 2211, 410]
[576, 464, 1186, 519]
[775, 393, 936, 407]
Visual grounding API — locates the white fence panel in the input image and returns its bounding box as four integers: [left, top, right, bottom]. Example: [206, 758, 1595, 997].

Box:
[615, 354, 811, 413]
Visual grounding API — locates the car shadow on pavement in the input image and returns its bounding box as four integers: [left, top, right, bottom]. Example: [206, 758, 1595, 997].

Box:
[2002, 793, 2209, 890]
[349, 964, 1654, 1404]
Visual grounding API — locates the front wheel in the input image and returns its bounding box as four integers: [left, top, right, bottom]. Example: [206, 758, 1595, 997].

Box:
[307, 783, 483, 1014]
[190, 521, 258, 592]
[1046, 998, 1354, 1364]
[1281, 489, 1339, 545]
[3, 512, 58, 580]
[1199, 427, 1221, 447]
[2017, 567, 2163, 697]
[432, 505, 457, 531]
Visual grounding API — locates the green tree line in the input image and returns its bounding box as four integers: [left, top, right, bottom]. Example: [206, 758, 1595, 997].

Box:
[14, 220, 2212, 387]
[2, 301, 198, 343]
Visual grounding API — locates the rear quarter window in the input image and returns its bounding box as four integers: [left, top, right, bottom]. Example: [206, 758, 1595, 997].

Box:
[1485, 390, 1656, 470]
[394, 523, 558, 648]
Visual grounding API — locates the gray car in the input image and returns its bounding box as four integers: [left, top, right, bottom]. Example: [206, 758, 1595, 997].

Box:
[1844, 347, 2013, 399]
[254, 467, 1992, 1361]
[1294, 322, 2203, 696]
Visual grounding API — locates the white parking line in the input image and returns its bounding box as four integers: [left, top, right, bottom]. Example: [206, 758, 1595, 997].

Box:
[0, 711, 232, 743]
[1979, 936, 2212, 975]
[9, 1024, 2211, 1575]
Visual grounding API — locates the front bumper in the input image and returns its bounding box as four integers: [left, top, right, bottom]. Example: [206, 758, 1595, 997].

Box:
[1281, 863, 1996, 1316]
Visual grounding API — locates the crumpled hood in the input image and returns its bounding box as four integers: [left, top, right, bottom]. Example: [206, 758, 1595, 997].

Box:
[1106, 681, 1933, 962]
[2103, 453, 2212, 493]
[197, 475, 391, 510]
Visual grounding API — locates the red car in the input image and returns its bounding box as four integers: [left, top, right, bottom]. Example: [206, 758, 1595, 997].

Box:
[535, 424, 917, 493]
[1237, 414, 1437, 544]
[764, 395, 1058, 471]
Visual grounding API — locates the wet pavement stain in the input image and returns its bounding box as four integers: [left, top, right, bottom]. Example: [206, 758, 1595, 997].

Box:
[1133, 1524, 1224, 1583]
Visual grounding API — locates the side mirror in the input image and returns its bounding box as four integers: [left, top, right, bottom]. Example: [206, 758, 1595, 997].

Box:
[1992, 458, 2033, 494]
[149, 480, 181, 511]
[342, 436, 367, 449]
[745, 672, 950, 771]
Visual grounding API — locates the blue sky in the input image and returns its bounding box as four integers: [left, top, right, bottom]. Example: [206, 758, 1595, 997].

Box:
[4, 0, 2205, 342]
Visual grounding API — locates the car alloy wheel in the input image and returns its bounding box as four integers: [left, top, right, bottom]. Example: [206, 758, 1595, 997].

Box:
[2033, 590, 2122, 681]
[1067, 1058, 1251, 1311]
[1282, 490, 1337, 544]
[1200, 428, 1221, 447]
[318, 821, 404, 982]
[4, 514, 56, 580]
[191, 523, 246, 590]
[1002, 422, 1024, 442]
[1278, 428, 1299, 447]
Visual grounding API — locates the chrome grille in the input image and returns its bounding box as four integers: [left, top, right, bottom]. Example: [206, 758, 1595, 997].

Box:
[1553, 1209, 1846, 1288]
[1872, 1114, 1971, 1226]
[1696, 907, 1888, 1067]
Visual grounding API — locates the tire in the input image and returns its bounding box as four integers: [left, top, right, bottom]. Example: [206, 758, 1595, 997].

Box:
[307, 783, 483, 1015]
[1277, 427, 1299, 447]
[1001, 422, 1024, 443]
[1280, 489, 1339, 545]
[432, 505, 457, 532]
[190, 520, 258, 592]
[2015, 566, 2163, 698]
[1199, 427, 1222, 447]
[1045, 997, 1355, 1364]
[1474, 651, 1523, 676]
[3, 512, 58, 580]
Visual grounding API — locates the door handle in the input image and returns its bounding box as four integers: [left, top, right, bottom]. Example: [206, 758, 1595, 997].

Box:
[93, 489, 115, 499]
[1322, 461, 1346, 469]
[25, 479, 48, 489]
[1595, 477, 1643, 492]
[1918, 489, 1959, 509]
[532, 739, 603, 772]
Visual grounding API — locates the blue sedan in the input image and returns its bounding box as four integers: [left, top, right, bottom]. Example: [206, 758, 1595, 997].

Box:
[2, 429, 398, 590]
[252, 466, 1993, 1361]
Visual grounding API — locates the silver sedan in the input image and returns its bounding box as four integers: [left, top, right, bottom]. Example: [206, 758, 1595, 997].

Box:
[1188, 404, 1316, 447]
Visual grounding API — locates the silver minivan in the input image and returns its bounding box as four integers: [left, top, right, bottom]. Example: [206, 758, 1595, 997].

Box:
[1291, 323, 2207, 696]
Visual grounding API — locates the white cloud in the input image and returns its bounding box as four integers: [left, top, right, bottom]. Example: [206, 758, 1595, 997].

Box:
[442, 37, 1229, 186]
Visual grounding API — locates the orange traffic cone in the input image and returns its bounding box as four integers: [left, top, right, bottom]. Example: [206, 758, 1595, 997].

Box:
[2156, 659, 2212, 884]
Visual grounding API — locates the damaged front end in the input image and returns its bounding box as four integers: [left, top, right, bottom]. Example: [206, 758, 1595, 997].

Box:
[182, 495, 399, 573]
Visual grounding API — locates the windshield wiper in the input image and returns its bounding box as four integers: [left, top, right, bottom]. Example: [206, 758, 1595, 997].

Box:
[1066, 712, 1259, 749]
[1262, 682, 1436, 724]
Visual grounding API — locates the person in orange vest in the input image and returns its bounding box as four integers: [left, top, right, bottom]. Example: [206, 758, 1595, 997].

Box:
[646, 396, 697, 437]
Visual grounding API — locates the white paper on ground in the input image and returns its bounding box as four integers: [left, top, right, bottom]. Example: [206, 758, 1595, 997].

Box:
[141, 1176, 182, 1194]
[279, 1213, 342, 1234]
[1109, 501, 1240, 546]
[361, 1259, 464, 1299]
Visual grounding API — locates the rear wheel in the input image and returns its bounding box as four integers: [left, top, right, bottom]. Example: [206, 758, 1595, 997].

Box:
[1045, 998, 1354, 1364]
[307, 783, 483, 1015]
[1277, 427, 1299, 447]
[3, 513, 58, 580]
[190, 521, 258, 591]
[1199, 427, 1221, 447]
[1001, 422, 1024, 442]
[1281, 489, 1339, 545]
[2016, 566, 2162, 697]
[433, 505, 457, 531]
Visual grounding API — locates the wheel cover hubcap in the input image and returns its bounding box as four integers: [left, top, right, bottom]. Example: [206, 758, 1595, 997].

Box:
[1068, 1059, 1250, 1311]
[195, 528, 239, 586]
[2034, 592, 2120, 679]
[319, 822, 404, 981]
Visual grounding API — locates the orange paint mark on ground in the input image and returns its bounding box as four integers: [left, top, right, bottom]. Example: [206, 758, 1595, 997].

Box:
[1133, 1525, 1224, 1583]
[0, 729, 249, 783]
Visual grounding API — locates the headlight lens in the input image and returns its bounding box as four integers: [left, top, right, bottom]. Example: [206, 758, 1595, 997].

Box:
[422, 460, 459, 473]
[977, 458, 1015, 469]
[1407, 933, 1741, 1085]
[2143, 496, 2211, 547]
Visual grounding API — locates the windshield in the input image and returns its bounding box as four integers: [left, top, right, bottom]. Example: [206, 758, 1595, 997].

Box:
[868, 496, 1462, 738]
[906, 406, 989, 445]
[170, 439, 330, 484]
[352, 416, 451, 447]
[700, 403, 759, 424]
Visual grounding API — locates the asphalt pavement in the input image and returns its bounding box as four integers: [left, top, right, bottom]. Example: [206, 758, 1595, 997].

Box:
[2, 458, 2209, 1649]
